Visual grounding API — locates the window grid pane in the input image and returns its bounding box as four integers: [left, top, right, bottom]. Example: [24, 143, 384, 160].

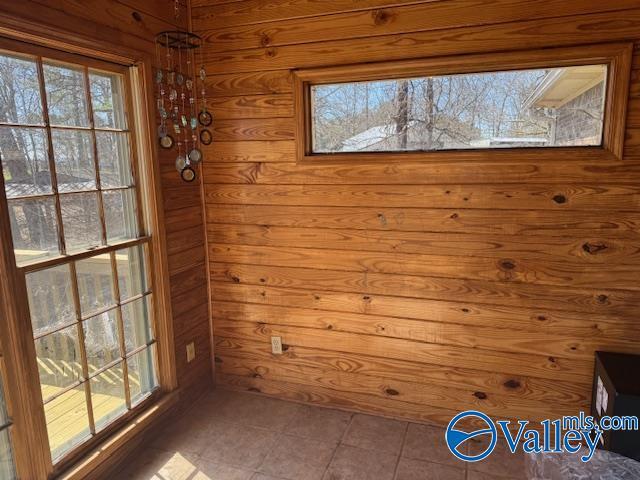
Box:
[0, 47, 159, 464]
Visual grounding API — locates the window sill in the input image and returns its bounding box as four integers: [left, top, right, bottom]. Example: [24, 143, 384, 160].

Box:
[58, 390, 179, 480]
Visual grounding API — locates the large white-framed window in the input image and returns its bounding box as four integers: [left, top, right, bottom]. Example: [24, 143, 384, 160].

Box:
[0, 39, 162, 467]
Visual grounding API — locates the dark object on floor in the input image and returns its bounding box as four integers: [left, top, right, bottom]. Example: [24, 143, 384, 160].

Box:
[592, 351, 640, 461]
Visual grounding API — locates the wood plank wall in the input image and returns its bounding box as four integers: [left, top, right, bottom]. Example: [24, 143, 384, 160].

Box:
[194, 0, 640, 426]
[0, 0, 211, 402]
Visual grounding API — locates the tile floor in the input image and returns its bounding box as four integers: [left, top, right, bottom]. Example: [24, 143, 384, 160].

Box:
[117, 388, 526, 480]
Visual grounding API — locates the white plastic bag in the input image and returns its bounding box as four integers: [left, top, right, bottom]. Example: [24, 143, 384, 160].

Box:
[526, 449, 640, 480]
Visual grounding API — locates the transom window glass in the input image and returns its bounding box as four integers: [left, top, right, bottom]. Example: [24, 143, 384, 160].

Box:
[311, 65, 607, 153]
[0, 362, 17, 480]
[0, 49, 158, 462]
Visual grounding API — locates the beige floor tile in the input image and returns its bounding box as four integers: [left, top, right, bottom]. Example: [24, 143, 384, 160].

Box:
[149, 416, 211, 455]
[467, 471, 528, 480]
[117, 448, 198, 480]
[285, 406, 352, 443]
[322, 445, 398, 480]
[402, 423, 466, 467]
[467, 436, 526, 479]
[342, 414, 407, 455]
[252, 474, 289, 480]
[258, 433, 336, 480]
[123, 391, 527, 480]
[394, 457, 465, 480]
[198, 421, 278, 469]
[185, 456, 254, 480]
[214, 391, 303, 431]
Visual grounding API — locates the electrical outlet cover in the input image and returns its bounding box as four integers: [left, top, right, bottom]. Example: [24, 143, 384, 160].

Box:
[271, 336, 283, 355]
[186, 342, 195, 362]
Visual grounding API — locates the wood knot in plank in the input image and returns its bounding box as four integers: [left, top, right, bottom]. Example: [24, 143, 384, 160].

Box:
[498, 259, 516, 271]
[214, 356, 223, 363]
[260, 33, 271, 47]
[372, 9, 391, 25]
[131, 11, 143, 22]
[248, 387, 261, 393]
[473, 391, 487, 400]
[503, 379, 521, 389]
[596, 294, 609, 305]
[552, 194, 567, 204]
[582, 242, 608, 254]
[385, 388, 399, 396]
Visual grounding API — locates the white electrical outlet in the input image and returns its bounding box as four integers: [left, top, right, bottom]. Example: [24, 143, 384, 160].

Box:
[271, 336, 283, 355]
[186, 342, 195, 363]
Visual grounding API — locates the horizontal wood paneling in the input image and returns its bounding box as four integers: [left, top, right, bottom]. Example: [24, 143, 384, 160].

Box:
[208, 241, 640, 290]
[209, 275, 640, 339]
[201, 9, 640, 73]
[214, 337, 592, 404]
[206, 70, 292, 96]
[203, 160, 640, 184]
[196, 0, 640, 427]
[206, 204, 640, 238]
[204, 184, 640, 209]
[197, 0, 640, 52]
[210, 300, 640, 360]
[210, 94, 293, 119]
[216, 350, 586, 421]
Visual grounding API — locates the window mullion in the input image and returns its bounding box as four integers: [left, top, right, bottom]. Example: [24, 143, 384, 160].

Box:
[35, 56, 67, 256]
[67, 261, 96, 436]
[82, 66, 108, 247]
[109, 251, 132, 409]
[120, 68, 146, 238]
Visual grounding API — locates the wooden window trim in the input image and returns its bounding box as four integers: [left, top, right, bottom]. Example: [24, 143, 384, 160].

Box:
[293, 42, 633, 163]
[0, 31, 177, 480]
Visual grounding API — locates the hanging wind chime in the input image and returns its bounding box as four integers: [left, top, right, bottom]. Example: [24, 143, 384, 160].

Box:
[155, 1, 212, 182]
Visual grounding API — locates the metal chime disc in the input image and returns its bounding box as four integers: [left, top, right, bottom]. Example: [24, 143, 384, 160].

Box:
[175, 154, 187, 172]
[200, 129, 212, 145]
[198, 110, 212, 126]
[159, 134, 174, 149]
[181, 166, 196, 182]
[188, 148, 203, 164]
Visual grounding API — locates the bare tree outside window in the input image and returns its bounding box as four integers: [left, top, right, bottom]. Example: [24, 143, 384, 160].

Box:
[311, 65, 607, 153]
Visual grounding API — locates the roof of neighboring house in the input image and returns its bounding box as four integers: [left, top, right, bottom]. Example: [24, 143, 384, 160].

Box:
[523, 64, 607, 110]
[340, 124, 399, 152]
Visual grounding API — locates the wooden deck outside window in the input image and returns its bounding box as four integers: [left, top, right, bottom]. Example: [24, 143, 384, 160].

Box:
[294, 43, 632, 163]
[0, 36, 176, 478]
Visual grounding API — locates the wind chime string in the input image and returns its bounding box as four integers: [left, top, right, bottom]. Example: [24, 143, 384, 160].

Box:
[154, 19, 209, 181]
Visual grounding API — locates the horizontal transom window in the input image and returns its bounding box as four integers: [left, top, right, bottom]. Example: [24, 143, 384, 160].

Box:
[294, 44, 632, 161]
[311, 65, 607, 153]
